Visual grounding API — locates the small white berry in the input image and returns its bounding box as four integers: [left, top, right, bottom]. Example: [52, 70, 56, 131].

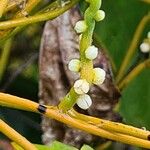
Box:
[140, 42, 150, 53]
[76, 94, 92, 110]
[74, 20, 87, 33]
[68, 59, 80, 72]
[94, 10, 105, 22]
[85, 45, 98, 60]
[74, 79, 90, 95]
[93, 68, 106, 85]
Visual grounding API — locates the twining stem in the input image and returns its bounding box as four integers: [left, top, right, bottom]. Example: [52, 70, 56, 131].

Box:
[0, 0, 79, 30]
[0, 0, 42, 42]
[0, 38, 12, 81]
[14, 0, 42, 18]
[116, 13, 150, 83]
[80, 0, 101, 82]
[0, 0, 63, 43]
[4, 0, 21, 13]
[0, 119, 37, 150]
[0, 26, 24, 44]
[0, 0, 8, 17]
[69, 109, 150, 140]
[1, 93, 150, 149]
[118, 59, 150, 90]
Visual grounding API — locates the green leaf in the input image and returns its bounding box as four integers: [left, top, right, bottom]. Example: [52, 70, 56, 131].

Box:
[119, 68, 150, 129]
[80, 144, 94, 150]
[50, 141, 78, 150]
[35, 144, 51, 150]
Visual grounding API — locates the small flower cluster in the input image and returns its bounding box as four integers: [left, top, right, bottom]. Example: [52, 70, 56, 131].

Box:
[67, 9, 106, 110]
[71, 68, 106, 110]
[140, 32, 150, 53]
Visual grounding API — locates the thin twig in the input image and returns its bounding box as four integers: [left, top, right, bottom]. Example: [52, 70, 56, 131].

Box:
[0, 0, 42, 42]
[0, 0, 79, 30]
[4, 0, 28, 14]
[0, 1, 59, 43]
[0, 39, 12, 82]
[0, 0, 8, 17]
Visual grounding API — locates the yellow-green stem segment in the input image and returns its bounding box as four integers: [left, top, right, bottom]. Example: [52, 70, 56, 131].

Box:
[80, 0, 101, 83]
[0, 0, 8, 17]
[0, 39, 12, 81]
[0, 0, 79, 30]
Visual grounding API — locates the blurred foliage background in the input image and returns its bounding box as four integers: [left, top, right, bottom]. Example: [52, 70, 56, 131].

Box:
[0, 0, 149, 149]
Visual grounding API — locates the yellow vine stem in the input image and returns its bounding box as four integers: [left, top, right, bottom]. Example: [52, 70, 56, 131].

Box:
[4, 0, 20, 13]
[118, 59, 150, 90]
[0, 119, 37, 150]
[1, 93, 150, 148]
[0, 0, 8, 17]
[0, 0, 79, 30]
[4, 0, 29, 15]
[116, 13, 150, 84]
[15, 0, 42, 18]
[0, 0, 62, 43]
[68, 109, 150, 140]
[0, 38, 12, 81]
[0, 0, 42, 41]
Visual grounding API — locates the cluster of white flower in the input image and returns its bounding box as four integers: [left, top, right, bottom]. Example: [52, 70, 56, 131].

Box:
[68, 52, 106, 110]
[140, 32, 150, 53]
[67, 9, 106, 110]
[72, 67, 105, 109]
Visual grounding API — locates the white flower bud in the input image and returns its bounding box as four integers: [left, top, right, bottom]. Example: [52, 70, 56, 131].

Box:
[85, 45, 98, 60]
[74, 20, 87, 33]
[94, 10, 105, 22]
[68, 59, 80, 72]
[93, 68, 106, 85]
[76, 94, 92, 110]
[74, 79, 90, 95]
[140, 42, 150, 53]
